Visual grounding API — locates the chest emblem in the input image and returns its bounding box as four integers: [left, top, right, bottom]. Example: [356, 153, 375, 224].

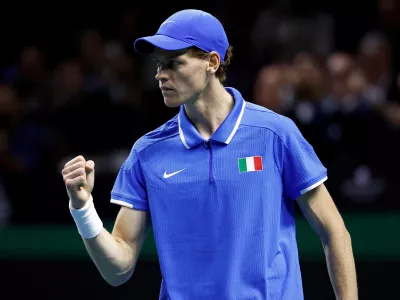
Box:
[238, 156, 263, 173]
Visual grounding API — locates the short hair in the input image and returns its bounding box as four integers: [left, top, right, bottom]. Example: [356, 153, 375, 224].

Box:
[189, 45, 234, 83]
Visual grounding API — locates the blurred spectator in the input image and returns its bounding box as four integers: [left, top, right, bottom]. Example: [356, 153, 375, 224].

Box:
[78, 29, 107, 95]
[117, 9, 140, 51]
[322, 52, 368, 115]
[358, 31, 392, 105]
[253, 64, 289, 114]
[52, 59, 85, 108]
[250, 3, 334, 66]
[0, 84, 60, 223]
[1, 46, 52, 119]
[103, 40, 142, 107]
[253, 52, 328, 150]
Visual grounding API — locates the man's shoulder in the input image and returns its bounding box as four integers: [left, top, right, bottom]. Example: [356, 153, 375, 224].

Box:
[121, 115, 179, 169]
[242, 101, 299, 139]
[133, 115, 180, 153]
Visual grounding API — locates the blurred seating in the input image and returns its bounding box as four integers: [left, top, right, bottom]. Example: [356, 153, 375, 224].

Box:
[1, 3, 400, 226]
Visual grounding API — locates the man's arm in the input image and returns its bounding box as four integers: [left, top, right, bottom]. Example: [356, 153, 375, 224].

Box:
[82, 207, 150, 287]
[296, 183, 358, 300]
[63, 155, 150, 287]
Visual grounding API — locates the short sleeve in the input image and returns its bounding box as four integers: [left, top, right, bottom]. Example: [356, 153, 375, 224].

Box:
[110, 147, 149, 211]
[276, 119, 328, 200]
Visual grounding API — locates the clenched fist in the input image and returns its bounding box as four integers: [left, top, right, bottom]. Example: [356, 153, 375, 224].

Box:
[62, 155, 95, 209]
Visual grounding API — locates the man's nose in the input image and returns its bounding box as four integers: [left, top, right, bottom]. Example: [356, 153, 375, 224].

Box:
[155, 69, 169, 82]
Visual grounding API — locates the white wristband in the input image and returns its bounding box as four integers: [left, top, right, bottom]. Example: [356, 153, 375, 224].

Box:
[69, 195, 103, 239]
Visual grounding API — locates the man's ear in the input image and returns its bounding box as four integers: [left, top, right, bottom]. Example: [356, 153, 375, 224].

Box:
[207, 51, 221, 74]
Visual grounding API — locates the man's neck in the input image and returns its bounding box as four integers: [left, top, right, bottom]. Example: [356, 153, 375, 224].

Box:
[184, 80, 234, 140]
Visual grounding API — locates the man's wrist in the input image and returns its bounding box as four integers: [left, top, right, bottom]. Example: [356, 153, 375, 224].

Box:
[69, 195, 103, 239]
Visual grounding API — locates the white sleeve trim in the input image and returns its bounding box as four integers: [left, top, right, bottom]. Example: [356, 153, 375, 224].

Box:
[300, 176, 328, 195]
[110, 199, 134, 208]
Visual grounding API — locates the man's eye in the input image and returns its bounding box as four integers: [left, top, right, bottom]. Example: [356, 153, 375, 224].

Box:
[156, 61, 181, 70]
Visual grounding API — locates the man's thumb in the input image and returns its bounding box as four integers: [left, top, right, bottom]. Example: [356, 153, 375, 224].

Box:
[85, 160, 95, 190]
[86, 160, 95, 172]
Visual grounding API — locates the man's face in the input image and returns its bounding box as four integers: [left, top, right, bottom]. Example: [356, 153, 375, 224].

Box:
[153, 48, 209, 107]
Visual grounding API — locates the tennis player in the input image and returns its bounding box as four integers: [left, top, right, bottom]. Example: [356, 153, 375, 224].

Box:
[62, 9, 358, 300]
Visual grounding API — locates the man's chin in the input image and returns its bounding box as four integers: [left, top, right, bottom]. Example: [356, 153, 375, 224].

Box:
[163, 96, 183, 108]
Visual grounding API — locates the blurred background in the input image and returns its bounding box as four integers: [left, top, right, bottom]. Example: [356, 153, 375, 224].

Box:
[0, 0, 399, 299]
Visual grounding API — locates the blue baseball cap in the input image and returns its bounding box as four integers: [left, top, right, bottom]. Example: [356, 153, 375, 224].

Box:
[134, 9, 229, 61]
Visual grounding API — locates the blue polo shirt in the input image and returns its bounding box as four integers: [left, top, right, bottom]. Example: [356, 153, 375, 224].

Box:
[110, 87, 327, 300]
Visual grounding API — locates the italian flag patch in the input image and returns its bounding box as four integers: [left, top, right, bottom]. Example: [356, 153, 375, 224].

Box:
[238, 156, 263, 173]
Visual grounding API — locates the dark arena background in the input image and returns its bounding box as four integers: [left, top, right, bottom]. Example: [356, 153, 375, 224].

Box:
[1, 1, 399, 299]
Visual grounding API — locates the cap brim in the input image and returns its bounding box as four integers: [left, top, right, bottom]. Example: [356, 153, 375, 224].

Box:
[134, 35, 193, 55]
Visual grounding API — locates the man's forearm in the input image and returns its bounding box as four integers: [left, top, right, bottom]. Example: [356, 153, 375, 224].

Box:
[83, 229, 136, 286]
[323, 230, 358, 300]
